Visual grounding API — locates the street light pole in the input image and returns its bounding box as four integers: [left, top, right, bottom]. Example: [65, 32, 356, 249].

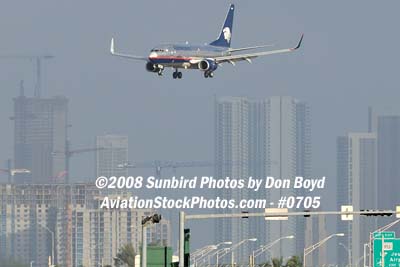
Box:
[208, 247, 230, 267]
[193, 246, 217, 267]
[225, 238, 257, 267]
[355, 255, 364, 267]
[303, 233, 344, 267]
[196, 242, 231, 267]
[40, 223, 54, 267]
[339, 242, 351, 267]
[141, 214, 162, 267]
[192, 245, 218, 260]
[142, 224, 147, 267]
[180, 211, 185, 267]
[252, 235, 295, 265]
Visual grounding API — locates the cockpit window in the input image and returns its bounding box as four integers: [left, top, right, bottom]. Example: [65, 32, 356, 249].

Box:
[151, 49, 165, 52]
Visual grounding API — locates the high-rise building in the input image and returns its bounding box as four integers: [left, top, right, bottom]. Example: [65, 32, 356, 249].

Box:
[377, 116, 400, 211]
[214, 96, 250, 264]
[367, 108, 400, 230]
[336, 133, 377, 267]
[214, 96, 311, 262]
[95, 135, 129, 178]
[305, 214, 328, 267]
[13, 90, 68, 184]
[0, 183, 171, 267]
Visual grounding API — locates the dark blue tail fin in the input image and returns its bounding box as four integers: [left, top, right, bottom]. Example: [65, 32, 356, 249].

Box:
[209, 4, 234, 48]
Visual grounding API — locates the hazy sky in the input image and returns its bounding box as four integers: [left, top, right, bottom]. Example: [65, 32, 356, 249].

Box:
[1, 0, 400, 255]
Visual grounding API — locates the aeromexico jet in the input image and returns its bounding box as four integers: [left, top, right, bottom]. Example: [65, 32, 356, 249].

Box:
[110, 4, 303, 79]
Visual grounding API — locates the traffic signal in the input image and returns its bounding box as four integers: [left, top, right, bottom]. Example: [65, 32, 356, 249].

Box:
[184, 228, 190, 267]
[360, 210, 393, 216]
[303, 210, 311, 217]
[141, 213, 162, 225]
[152, 214, 162, 223]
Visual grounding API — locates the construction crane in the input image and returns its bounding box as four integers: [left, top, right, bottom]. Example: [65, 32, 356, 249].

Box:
[0, 159, 31, 183]
[53, 141, 105, 183]
[0, 167, 31, 183]
[0, 54, 54, 98]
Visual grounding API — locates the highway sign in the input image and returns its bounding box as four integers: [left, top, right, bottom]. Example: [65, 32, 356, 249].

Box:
[374, 232, 396, 239]
[373, 238, 400, 267]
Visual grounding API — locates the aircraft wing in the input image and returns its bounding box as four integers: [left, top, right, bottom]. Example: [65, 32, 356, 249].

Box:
[228, 44, 275, 53]
[215, 34, 303, 64]
[110, 38, 147, 61]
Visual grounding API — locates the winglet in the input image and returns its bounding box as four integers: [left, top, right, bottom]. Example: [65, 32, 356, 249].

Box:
[292, 34, 304, 50]
[110, 38, 115, 54]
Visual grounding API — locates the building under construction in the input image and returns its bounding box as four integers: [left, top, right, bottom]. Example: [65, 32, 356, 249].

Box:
[0, 183, 171, 267]
[12, 86, 69, 184]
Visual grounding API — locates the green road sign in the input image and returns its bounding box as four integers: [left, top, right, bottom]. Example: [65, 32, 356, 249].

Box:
[374, 232, 396, 239]
[373, 238, 400, 267]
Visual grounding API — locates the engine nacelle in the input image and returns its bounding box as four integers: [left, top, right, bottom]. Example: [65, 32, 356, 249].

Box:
[198, 59, 218, 72]
[146, 62, 160, 72]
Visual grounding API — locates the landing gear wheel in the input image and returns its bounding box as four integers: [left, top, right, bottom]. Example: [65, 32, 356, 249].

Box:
[158, 70, 163, 76]
[177, 72, 182, 79]
[172, 72, 177, 79]
[204, 71, 214, 78]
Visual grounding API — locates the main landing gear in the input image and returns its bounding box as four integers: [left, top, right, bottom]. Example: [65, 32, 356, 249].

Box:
[173, 69, 183, 79]
[204, 71, 214, 78]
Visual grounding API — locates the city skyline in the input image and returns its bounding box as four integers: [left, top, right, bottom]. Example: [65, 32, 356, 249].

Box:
[1, 1, 400, 267]
[214, 96, 311, 261]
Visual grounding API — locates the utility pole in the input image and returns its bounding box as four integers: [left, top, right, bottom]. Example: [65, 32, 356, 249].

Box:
[142, 214, 162, 267]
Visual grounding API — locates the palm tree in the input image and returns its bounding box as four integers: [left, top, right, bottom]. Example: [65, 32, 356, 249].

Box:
[285, 256, 302, 267]
[272, 257, 284, 267]
[114, 243, 136, 267]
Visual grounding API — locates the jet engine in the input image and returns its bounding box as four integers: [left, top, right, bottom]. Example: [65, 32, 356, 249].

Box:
[198, 59, 218, 72]
[146, 62, 160, 72]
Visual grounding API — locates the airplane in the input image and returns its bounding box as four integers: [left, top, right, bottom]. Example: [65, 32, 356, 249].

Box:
[110, 4, 303, 79]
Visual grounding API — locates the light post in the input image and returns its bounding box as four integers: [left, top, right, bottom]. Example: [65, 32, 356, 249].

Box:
[194, 242, 232, 267]
[39, 223, 54, 267]
[193, 245, 217, 267]
[339, 242, 351, 267]
[191, 245, 218, 263]
[252, 235, 295, 266]
[355, 255, 364, 267]
[303, 233, 344, 267]
[226, 238, 257, 267]
[141, 214, 162, 267]
[363, 243, 369, 267]
[208, 247, 231, 267]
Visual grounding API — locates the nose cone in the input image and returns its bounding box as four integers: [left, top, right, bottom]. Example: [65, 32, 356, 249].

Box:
[149, 52, 158, 59]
